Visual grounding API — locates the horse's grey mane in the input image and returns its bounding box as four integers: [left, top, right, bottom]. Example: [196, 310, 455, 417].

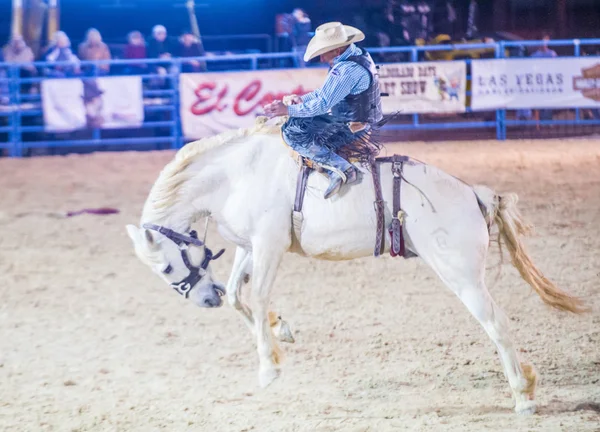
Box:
[142, 118, 282, 222]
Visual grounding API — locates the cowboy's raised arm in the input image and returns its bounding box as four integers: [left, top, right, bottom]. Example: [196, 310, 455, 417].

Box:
[287, 62, 367, 118]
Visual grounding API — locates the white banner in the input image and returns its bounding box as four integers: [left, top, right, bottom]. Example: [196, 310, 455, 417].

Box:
[472, 58, 600, 110]
[180, 69, 327, 139]
[42, 76, 144, 132]
[379, 61, 467, 113]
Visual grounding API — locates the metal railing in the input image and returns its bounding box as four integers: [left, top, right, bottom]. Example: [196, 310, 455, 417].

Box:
[1, 38, 600, 157]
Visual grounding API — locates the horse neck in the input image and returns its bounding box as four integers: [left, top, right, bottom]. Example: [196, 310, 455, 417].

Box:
[140, 134, 287, 232]
[140, 155, 229, 232]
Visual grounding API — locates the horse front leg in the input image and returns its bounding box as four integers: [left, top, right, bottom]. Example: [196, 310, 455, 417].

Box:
[227, 247, 295, 344]
[226, 246, 254, 332]
[250, 238, 287, 388]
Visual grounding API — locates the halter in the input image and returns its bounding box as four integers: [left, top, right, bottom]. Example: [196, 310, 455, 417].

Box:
[142, 223, 225, 298]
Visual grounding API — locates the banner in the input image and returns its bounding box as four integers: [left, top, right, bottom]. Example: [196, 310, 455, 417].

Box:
[472, 58, 600, 110]
[42, 76, 144, 132]
[379, 61, 467, 114]
[180, 69, 327, 138]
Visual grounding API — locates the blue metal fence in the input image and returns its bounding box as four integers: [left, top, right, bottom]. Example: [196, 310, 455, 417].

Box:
[1, 38, 600, 157]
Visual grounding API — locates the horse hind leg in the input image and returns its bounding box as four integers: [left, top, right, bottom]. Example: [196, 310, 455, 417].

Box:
[414, 227, 537, 414]
[456, 280, 537, 414]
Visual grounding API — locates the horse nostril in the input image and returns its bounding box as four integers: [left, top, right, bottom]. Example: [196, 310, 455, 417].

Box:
[203, 295, 220, 307]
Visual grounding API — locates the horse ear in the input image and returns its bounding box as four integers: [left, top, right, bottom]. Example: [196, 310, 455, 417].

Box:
[126, 224, 140, 244]
[144, 229, 155, 245]
[126, 225, 158, 251]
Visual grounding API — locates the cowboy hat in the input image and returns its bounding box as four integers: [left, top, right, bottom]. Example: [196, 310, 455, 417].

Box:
[303, 22, 365, 62]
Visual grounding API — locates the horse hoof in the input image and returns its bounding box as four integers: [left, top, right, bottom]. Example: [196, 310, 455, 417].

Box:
[259, 367, 281, 388]
[278, 320, 295, 344]
[515, 400, 537, 416]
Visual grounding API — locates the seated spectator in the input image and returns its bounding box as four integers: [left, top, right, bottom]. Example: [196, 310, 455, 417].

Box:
[2, 36, 35, 72]
[2, 35, 37, 94]
[177, 30, 206, 73]
[290, 8, 311, 67]
[78, 28, 111, 75]
[123, 31, 148, 74]
[532, 33, 557, 122]
[532, 34, 557, 58]
[147, 25, 174, 79]
[148, 25, 173, 60]
[45, 31, 80, 77]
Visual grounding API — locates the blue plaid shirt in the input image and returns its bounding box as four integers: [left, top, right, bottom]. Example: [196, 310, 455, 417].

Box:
[287, 44, 371, 118]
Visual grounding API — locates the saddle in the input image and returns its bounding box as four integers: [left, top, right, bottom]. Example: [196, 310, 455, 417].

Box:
[289, 152, 418, 259]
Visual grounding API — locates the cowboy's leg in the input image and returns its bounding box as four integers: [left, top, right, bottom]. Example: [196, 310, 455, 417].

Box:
[294, 143, 353, 176]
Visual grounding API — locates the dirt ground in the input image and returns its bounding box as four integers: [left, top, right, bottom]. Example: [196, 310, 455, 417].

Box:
[0, 138, 599, 432]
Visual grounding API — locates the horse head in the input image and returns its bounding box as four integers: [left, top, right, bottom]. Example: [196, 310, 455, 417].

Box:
[126, 224, 226, 308]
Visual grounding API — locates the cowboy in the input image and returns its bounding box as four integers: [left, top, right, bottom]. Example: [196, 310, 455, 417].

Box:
[264, 22, 383, 199]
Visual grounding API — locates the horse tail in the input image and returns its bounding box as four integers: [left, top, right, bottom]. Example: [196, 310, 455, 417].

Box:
[473, 186, 588, 314]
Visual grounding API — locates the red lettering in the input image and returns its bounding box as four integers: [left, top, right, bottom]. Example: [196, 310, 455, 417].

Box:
[190, 82, 228, 115]
[191, 79, 315, 117]
[233, 82, 311, 117]
[233, 80, 262, 116]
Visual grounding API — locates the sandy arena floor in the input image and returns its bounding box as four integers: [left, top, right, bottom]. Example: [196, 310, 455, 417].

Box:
[0, 139, 599, 432]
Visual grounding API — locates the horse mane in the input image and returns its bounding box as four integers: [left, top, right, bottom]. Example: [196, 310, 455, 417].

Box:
[142, 117, 282, 222]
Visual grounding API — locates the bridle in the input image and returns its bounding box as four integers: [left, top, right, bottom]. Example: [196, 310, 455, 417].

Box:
[142, 223, 225, 298]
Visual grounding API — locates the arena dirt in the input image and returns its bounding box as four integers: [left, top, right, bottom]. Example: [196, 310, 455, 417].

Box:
[0, 139, 599, 431]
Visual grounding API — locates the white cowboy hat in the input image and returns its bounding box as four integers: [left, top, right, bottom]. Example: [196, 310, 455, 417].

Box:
[303, 22, 365, 62]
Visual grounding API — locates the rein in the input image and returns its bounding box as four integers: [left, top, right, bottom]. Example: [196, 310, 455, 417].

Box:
[142, 223, 225, 298]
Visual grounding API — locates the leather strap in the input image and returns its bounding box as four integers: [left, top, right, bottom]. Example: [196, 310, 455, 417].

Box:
[290, 160, 312, 253]
[370, 160, 385, 257]
[390, 155, 405, 257]
[295, 163, 312, 212]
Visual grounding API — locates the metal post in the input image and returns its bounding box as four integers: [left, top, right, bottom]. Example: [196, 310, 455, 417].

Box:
[172, 60, 182, 149]
[574, 39, 581, 123]
[11, 0, 23, 38]
[9, 65, 22, 157]
[91, 63, 100, 142]
[251, 56, 258, 70]
[411, 48, 419, 127]
[495, 41, 507, 140]
[47, 0, 59, 41]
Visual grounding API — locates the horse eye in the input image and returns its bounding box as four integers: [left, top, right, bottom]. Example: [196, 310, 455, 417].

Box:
[163, 264, 173, 274]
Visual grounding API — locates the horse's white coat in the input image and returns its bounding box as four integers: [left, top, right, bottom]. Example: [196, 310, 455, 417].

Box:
[129, 132, 537, 414]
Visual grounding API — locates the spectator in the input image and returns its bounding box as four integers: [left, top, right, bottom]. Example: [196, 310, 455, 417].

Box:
[531, 34, 557, 58]
[78, 28, 111, 75]
[531, 34, 557, 122]
[123, 31, 147, 74]
[290, 8, 311, 67]
[2, 35, 35, 71]
[147, 25, 174, 60]
[147, 24, 174, 80]
[2, 35, 37, 94]
[45, 31, 80, 77]
[178, 30, 206, 73]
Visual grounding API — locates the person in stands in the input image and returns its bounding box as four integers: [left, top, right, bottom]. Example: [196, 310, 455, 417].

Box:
[290, 8, 311, 67]
[78, 28, 111, 75]
[177, 30, 206, 73]
[532, 33, 557, 122]
[123, 31, 147, 74]
[44, 31, 80, 77]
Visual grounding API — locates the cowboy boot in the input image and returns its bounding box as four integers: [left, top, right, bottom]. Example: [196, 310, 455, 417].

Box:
[324, 167, 358, 199]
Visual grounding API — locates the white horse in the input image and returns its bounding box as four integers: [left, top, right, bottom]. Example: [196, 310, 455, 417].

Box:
[126, 122, 585, 415]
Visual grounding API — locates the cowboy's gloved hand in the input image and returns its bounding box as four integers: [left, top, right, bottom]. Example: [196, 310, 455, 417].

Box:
[283, 94, 302, 105]
[264, 100, 288, 119]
